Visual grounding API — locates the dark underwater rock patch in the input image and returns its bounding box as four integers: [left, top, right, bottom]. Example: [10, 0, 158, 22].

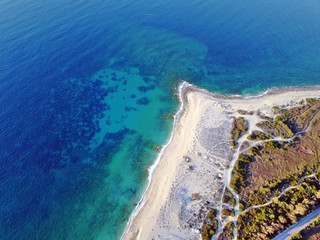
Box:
[138, 84, 155, 93]
[125, 106, 137, 112]
[136, 97, 150, 105]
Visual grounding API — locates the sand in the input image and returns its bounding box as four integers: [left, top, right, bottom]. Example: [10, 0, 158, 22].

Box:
[121, 83, 320, 240]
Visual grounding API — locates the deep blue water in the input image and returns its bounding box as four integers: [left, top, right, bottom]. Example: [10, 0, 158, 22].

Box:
[1, 0, 320, 239]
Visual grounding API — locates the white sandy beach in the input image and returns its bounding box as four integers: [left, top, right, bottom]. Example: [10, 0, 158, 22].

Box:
[122, 84, 320, 240]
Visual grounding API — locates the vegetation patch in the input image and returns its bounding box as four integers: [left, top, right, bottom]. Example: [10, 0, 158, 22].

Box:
[218, 221, 234, 240]
[230, 117, 249, 148]
[290, 216, 320, 240]
[222, 188, 236, 207]
[222, 208, 235, 217]
[201, 209, 218, 240]
[237, 109, 255, 115]
[226, 99, 320, 239]
[230, 154, 252, 194]
[232, 99, 320, 209]
[247, 130, 272, 141]
[237, 177, 320, 239]
[256, 119, 294, 139]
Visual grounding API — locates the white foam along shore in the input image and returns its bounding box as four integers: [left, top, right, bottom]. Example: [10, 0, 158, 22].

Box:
[120, 81, 190, 240]
[121, 83, 320, 240]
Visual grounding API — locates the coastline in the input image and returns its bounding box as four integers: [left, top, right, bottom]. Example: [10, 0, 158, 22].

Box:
[121, 82, 320, 240]
[120, 81, 190, 239]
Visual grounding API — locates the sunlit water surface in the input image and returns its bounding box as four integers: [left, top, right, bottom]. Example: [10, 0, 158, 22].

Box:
[1, 0, 320, 239]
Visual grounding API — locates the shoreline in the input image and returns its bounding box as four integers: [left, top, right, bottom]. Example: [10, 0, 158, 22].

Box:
[120, 81, 190, 239]
[121, 82, 320, 240]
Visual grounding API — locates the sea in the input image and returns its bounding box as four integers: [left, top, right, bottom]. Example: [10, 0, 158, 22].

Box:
[1, 0, 320, 239]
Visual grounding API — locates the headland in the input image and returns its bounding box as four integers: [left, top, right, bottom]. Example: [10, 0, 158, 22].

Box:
[122, 83, 320, 240]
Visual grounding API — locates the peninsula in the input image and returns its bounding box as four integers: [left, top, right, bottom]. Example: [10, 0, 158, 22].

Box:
[122, 83, 320, 240]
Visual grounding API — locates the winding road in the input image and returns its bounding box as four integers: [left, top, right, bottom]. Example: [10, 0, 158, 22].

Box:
[217, 104, 319, 240]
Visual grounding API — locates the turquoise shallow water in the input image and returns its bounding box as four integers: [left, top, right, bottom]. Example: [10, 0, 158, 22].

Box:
[1, 0, 320, 239]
